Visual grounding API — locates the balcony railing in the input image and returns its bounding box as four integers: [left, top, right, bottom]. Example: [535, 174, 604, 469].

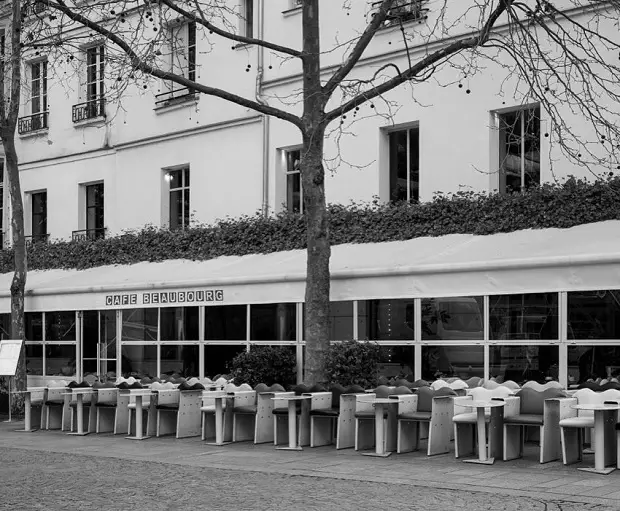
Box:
[72, 97, 105, 123]
[72, 227, 107, 242]
[18, 112, 48, 134]
[21, 0, 49, 18]
[25, 233, 50, 246]
[155, 86, 196, 107]
[371, 0, 428, 25]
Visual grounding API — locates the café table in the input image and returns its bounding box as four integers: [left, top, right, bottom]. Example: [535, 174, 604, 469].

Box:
[63, 388, 96, 436]
[357, 397, 398, 457]
[204, 391, 234, 446]
[572, 403, 620, 475]
[461, 400, 506, 464]
[126, 389, 154, 441]
[272, 395, 312, 451]
[13, 387, 47, 432]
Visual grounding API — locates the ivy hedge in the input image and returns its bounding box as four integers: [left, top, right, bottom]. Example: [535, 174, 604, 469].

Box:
[1, 175, 619, 273]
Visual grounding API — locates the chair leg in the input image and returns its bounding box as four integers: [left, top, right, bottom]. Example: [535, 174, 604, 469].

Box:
[454, 423, 475, 459]
[503, 424, 522, 461]
[396, 420, 418, 454]
[561, 426, 582, 465]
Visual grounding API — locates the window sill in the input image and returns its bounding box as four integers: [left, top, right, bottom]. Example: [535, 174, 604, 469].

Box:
[19, 127, 49, 138]
[154, 95, 199, 114]
[282, 6, 302, 17]
[73, 116, 106, 128]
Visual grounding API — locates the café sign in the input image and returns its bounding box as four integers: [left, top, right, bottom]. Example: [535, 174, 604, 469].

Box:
[105, 289, 224, 306]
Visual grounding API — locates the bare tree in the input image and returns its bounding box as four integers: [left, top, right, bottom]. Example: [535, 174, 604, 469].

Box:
[24, 0, 620, 383]
[1, 0, 26, 408]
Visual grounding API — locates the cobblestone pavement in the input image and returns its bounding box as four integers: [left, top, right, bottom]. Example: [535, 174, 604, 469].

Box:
[0, 447, 616, 511]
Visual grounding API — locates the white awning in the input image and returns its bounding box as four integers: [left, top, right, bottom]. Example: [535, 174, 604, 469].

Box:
[0, 220, 619, 311]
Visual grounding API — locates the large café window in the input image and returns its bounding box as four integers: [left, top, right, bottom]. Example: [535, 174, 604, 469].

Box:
[24, 311, 77, 377]
[159, 306, 199, 378]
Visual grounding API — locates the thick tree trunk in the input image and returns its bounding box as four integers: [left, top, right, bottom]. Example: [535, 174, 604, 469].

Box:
[301, 0, 330, 385]
[4, 133, 26, 412]
[301, 131, 330, 385]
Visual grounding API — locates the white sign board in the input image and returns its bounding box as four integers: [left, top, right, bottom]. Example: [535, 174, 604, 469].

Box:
[0, 340, 23, 377]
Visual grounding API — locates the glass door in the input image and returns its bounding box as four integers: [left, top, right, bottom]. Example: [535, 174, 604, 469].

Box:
[82, 310, 117, 382]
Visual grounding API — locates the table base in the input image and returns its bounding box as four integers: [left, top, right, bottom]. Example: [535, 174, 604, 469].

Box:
[361, 451, 392, 458]
[276, 446, 304, 451]
[14, 428, 39, 432]
[126, 435, 151, 441]
[583, 448, 595, 454]
[67, 432, 90, 436]
[578, 467, 615, 475]
[205, 441, 232, 446]
[463, 457, 495, 465]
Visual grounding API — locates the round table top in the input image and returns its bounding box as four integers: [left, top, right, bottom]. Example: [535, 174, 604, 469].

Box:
[462, 400, 506, 408]
[572, 403, 620, 411]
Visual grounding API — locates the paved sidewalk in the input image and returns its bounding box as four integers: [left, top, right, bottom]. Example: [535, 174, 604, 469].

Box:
[1, 418, 619, 508]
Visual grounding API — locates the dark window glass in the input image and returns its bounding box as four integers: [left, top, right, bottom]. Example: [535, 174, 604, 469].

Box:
[86, 183, 104, 231]
[204, 344, 247, 379]
[358, 299, 415, 341]
[0, 313, 10, 339]
[46, 311, 76, 341]
[389, 127, 419, 203]
[490, 345, 559, 385]
[121, 308, 158, 342]
[244, 0, 253, 37]
[25, 344, 43, 375]
[421, 297, 484, 341]
[25, 312, 43, 341]
[161, 345, 199, 378]
[568, 291, 620, 340]
[31, 191, 47, 238]
[168, 167, 190, 230]
[205, 305, 246, 340]
[45, 344, 76, 377]
[568, 345, 620, 384]
[329, 301, 354, 341]
[499, 106, 540, 194]
[489, 293, 558, 340]
[286, 149, 302, 213]
[83, 310, 116, 362]
[121, 344, 157, 378]
[160, 307, 199, 341]
[250, 303, 296, 341]
[422, 345, 484, 380]
[378, 346, 415, 380]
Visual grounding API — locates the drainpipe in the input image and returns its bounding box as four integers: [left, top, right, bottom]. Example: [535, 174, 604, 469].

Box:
[255, 0, 270, 218]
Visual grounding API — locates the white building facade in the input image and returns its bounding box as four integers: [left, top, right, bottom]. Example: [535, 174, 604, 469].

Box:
[1, 0, 619, 387]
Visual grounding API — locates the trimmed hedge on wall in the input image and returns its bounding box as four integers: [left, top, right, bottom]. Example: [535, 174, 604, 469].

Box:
[1, 175, 619, 273]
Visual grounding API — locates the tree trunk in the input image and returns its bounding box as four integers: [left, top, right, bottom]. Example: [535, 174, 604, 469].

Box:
[4, 132, 26, 412]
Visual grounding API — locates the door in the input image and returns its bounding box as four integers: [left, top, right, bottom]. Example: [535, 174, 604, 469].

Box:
[82, 310, 117, 381]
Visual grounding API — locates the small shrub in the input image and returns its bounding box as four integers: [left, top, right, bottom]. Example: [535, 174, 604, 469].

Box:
[324, 340, 387, 389]
[227, 345, 297, 387]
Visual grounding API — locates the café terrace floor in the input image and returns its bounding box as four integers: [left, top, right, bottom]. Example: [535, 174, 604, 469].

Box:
[1, 417, 619, 507]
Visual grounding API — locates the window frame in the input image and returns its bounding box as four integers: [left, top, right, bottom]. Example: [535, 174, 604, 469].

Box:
[387, 124, 420, 203]
[167, 166, 190, 230]
[30, 60, 48, 116]
[285, 148, 303, 214]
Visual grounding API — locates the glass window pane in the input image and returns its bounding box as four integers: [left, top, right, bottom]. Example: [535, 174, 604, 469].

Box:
[204, 345, 247, 379]
[26, 344, 43, 375]
[25, 312, 43, 341]
[421, 297, 484, 341]
[377, 346, 415, 380]
[205, 305, 246, 340]
[160, 307, 199, 341]
[46, 311, 76, 341]
[358, 299, 415, 341]
[489, 293, 558, 340]
[389, 130, 408, 202]
[82, 310, 99, 359]
[490, 345, 559, 385]
[0, 313, 10, 339]
[169, 169, 182, 189]
[161, 345, 199, 378]
[45, 344, 76, 377]
[422, 345, 484, 380]
[329, 301, 354, 341]
[121, 344, 157, 378]
[567, 291, 620, 340]
[286, 172, 301, 213]
[101, 310, 117, 358]
[250, 303, 296, 341]
[169, 189, 183, 230]
[122, 309, 158, 342]
[568, 345, 620, 384]
[409, 128, 420, 202]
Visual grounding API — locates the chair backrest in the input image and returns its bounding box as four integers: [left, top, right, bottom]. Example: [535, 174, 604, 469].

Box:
[516, 387, 566, 415]
[521, 381, 563, 392]
[416, 386, 456, 412]
[501, 380, 521, 390]
[467, 386, 512, 401]
[482, 380, 500, 390]
[430, 380, 450, 391]
[464, 376, 482, 388]
[410, 379, 430, 388]
[374, 385, 392, 398]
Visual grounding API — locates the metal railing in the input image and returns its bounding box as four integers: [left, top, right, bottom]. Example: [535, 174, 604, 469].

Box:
[72, 96, 105, 123]
[371, 0, 428, 25]
[25, 233, 49, 246]
[18, 112, 48, 134]
[155, 86, 196, 106]
[72, 227, 107, 242]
